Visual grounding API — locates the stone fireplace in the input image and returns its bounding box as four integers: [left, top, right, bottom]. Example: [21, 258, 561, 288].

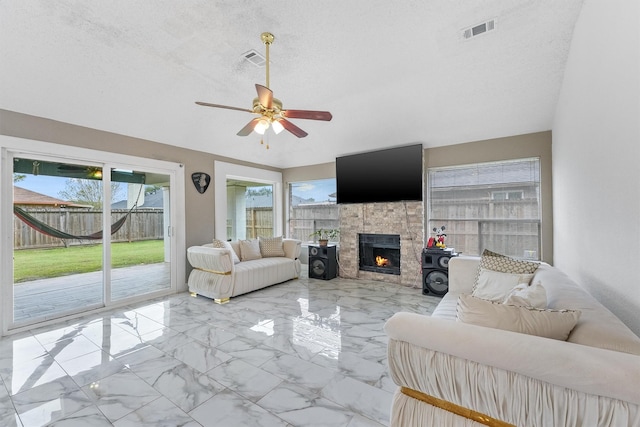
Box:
[338, 201, 424, 286]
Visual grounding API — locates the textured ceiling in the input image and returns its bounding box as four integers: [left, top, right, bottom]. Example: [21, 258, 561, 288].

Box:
[1, 1, 585, 168]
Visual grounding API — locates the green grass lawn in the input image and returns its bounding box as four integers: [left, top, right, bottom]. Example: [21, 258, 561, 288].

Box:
[13, 240, 165, 283]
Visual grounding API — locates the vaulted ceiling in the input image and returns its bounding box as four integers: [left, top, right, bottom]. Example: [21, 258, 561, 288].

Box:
[1, 1, 585, 168]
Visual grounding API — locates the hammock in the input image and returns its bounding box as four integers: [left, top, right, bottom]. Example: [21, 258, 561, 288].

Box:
[14, 206, 132, 240]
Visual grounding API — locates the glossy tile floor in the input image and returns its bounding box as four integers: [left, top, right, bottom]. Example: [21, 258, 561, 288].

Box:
[0, 271, 440, 426]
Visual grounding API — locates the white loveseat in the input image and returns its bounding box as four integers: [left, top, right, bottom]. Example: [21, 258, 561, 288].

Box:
[187, 238, 301, 304]
[385, 255, 640, 426]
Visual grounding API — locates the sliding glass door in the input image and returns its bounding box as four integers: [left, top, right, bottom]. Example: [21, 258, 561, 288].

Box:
[109, 167, 171, 302]
[13, 157, 107, 323]
[4, 144, 182, 332]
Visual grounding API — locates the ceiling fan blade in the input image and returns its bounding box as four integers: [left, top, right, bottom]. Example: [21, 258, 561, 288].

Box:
[237, 118, 262, 136]
[282, 109, 333, 121]
[195, 102, 252, 113]
[255, 84, 273, 108]
[278, 119, 308, 138]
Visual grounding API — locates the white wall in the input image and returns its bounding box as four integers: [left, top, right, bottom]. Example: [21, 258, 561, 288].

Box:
[553, 0, 640, 335]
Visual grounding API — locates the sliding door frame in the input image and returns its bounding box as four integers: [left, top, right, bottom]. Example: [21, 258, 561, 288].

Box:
[0, 136, 185, 336]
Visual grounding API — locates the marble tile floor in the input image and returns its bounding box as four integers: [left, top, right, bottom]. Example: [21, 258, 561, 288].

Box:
[0, 271, 440, 426]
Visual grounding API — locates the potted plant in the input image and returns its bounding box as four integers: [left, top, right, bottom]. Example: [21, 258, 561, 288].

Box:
[309, 228, 340, 246]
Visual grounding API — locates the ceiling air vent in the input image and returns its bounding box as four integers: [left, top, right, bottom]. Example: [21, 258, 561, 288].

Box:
[242, 49, 266, 67]
[462, 19, 496, 40]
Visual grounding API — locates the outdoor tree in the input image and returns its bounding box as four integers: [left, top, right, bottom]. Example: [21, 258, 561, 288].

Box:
[247, 186, 273, 197]
[58, 179, 124, 208]
[145, 184, 162, 195]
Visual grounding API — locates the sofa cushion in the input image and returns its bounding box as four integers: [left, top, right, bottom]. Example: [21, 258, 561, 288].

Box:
[239, 239, 262, 261]
[472, 268, 534, 302]
[431, 293, 459, 320]
[534, 264, 640, 355]
[259, 236, 286, 257]
[232, 257, 300, 297]
[473, 250, 539, 293]
[456, 293, 581, 341]
[212, 239, 240, 264]
[502, 281, 547, 309]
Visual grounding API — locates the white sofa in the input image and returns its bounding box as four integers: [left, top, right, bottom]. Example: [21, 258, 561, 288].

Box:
[186, 239, 301, 304]
[385, 256, 640, 427]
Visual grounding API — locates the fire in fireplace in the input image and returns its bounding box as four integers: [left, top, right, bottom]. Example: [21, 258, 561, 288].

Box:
[375, 256, 390, 267]
[359, 233, 400, 275]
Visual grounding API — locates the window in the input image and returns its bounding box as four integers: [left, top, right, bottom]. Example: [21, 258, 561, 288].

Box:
[491, 191, 523, 200]
[288, 178, 339, 243]
[428, 158, 541, 259]
[214, 161, 283, 241]
[227, 180, 274, 240]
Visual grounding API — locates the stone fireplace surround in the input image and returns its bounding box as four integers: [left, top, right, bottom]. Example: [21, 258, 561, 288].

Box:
[338, 201, 424, 287]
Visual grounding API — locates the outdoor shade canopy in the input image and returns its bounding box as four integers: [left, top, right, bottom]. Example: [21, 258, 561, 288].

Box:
[13, 158, 146, 184]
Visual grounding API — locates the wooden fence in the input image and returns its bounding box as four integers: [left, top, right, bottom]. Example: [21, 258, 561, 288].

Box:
[225, 207, 276, 239]
[243, 208, 275, 239]
[289, 204, 340, 242]
[238, 206, 340, 241]
[14, 208, 164, 249]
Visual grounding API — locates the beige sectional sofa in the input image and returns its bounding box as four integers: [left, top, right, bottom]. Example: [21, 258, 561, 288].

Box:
[187, 238, 301, 303]
[385, 255, 640, 426]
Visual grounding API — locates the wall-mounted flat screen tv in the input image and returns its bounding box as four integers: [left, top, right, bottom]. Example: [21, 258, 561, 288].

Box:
[336, 144, 423, 204]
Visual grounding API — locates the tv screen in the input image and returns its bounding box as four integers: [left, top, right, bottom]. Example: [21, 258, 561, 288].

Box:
[336, 144, 423, 204]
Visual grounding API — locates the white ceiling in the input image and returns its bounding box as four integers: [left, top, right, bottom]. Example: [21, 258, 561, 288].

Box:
[1, 1, 585, 169]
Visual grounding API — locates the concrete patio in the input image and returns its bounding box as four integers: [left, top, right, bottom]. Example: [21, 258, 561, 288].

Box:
[13, 263, 171, 324]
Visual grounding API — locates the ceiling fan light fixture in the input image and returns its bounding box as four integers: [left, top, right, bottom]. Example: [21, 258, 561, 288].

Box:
[271, 119, 285, 134]
[255, 119, 270, 135]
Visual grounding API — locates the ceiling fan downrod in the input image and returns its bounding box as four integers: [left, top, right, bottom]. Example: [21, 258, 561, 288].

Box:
[261, 32, 274, 89]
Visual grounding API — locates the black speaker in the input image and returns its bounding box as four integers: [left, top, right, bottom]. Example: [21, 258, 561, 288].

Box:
[422, 249, 457, 296]
[309, 245, 338, 280]
[422, 250, 454, 270]
[422, 269, 449, 296]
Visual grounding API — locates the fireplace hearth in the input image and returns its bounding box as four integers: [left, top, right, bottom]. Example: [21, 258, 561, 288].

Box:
[359, 233, 401, 275]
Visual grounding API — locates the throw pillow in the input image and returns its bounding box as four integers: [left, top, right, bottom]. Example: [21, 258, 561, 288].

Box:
[503, 281, 547, 309]
[239, 239, 262, 261]
[473, 249, 539, 292]
[472, 268, 534, 302]
[456, 294, 581, 341]
[259, 236, 285, 257]
[212, 239, 240, 264]
[211, 238, 226, 249]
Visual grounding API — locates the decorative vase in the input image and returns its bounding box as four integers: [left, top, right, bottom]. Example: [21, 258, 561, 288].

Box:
[319, 239, 329, 246]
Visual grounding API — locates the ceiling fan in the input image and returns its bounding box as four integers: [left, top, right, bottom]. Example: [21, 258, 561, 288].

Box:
[196, 32, 332, 144]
